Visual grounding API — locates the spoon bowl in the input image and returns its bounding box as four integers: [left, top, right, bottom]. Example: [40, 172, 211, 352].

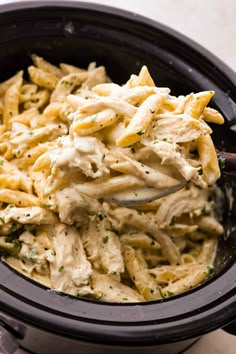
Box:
[105, 151, 236, 206]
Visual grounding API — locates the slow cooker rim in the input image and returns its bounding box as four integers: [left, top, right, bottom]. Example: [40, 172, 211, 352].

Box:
[0, 0, 236, 87]
[0, 0, 236, 346]
[1, 266, 236, 345]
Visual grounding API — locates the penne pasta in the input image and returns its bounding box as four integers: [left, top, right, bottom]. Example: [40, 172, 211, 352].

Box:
[0, 56, 223, 303]
[28, 65, 58, 91]
[116, 93, 165, 146]
[3, 75, 23, 126]
[197, 134, 221, 185]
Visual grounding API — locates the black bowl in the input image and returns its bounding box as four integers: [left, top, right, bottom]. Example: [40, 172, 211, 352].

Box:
[0, 2, 236, 354]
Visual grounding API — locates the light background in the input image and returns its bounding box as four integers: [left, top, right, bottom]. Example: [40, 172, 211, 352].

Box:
[0, 0, 235, 353]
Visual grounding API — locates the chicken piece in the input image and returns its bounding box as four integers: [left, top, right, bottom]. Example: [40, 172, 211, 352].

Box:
[49, 224, 93, 297]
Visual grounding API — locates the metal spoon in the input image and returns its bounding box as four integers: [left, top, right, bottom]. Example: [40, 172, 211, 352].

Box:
[105, 151, 236, 206]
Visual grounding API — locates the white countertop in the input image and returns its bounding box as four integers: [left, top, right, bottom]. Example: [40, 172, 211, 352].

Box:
[0, 1, 235, 353]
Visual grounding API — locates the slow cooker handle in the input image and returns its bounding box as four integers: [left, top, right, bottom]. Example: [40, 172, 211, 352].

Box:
[0, 325, 19, 354]
[223, 321, 236, 336]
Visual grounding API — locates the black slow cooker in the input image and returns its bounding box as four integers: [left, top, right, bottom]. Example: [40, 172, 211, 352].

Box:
[0, 2, 236, 354]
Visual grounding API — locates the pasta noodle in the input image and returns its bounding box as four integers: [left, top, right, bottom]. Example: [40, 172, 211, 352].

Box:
[0, 55, 224, 302]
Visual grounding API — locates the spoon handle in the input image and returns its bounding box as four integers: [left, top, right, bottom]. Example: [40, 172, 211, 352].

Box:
[218, 151, 236, 174]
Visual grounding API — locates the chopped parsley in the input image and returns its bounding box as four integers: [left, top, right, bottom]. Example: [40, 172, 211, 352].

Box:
[12, 240, 20, 253]
[5, 235, 14, 243]
[90, 114, 98, 122]
[219, 157, 225, 170]
[58, 265, 64, 272]
[201, 206, 208, 215]
[30, 229, 37, 236]
[162, 137, 168, 141]
[167, 291, 175, 297]
[103, 236, 109, 244]
[28, 248, 38, 259]
[207, 265, 214, 275]
[8, 204, 15, 208]
[158, 287, 165, 299]
[0, 160, 4, 165]
[10, 223, 18, 233]
[98, 212, 106, 221]
[0, 216, 5, 224]
[43, 203, 52, 208]
[62, 80, 72, 86]
[136, 130, 145, 136]
[122, 297, 128, 301]
[27, 130, 34, 136]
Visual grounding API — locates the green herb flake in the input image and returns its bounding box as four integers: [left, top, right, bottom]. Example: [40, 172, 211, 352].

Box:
[58, 265, 64, 272]
[28, 248, 38, 259]
[0, 160, 4, 165]
[43, 203, 52, 208]
[10, 222, 18, 233]
[12, 240, 20, 253]
[90, 114, 98, 122]
[207, 265, 214, 275]
[0, 216, 5, 224]
[201, 206, 208, 215]
[162, 137, 168, 141]
[158, 287, 165, 299]
[5, 235, 14, 243]
[154, 140, 159, 144]
[122, 297, 128, 301]
[28, 130, 34, 136]
[8, 204, 15, 208]
[167, 291, 175, 297]
[136, 130, 145, 136]
[103, 236, 109, 244]
[30, 229, 37, 236]
[97, 292, 103, 300]
[62, 80, 72, 86]
[98, 212, 106, 221]
[219, 157, 225, 170]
